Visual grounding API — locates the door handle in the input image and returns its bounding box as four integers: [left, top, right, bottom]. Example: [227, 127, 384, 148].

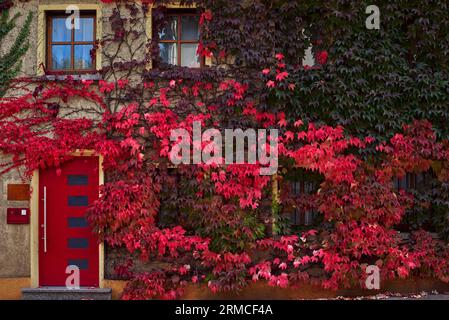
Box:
[42, 186, 47, 253]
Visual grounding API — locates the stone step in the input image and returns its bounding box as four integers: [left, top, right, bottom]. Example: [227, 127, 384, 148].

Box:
[22, 287, 112, 300]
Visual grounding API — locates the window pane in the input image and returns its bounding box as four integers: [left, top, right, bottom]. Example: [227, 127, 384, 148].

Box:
[159, 16, 177, 40]
[159, 43, 177, 65]
[181, 43, 200, 67]
[181, 16, 200, 40]
[68, 238, 89, 249]
[52, 45, 71, 70]
[67, 175, 88, 186]
[75, 17, 94, 42]
[68, 217, 88, 228]
[52, 18, 71, 42]
[74, 45, 94, 69]
[68, 259, 89, 270]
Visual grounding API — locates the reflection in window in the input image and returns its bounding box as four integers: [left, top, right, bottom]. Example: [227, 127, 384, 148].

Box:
[159, 16, 177, 40]
[51, 18, 71, 41]
[75, 18, 94, 41]
[51, 45, 71, 70]
[181, 16, 200, 40]
[74, 45, 94, 69]
[158, 12, 202, 67]
[159, 43, 177, 66]
[181, 43, 200, 67]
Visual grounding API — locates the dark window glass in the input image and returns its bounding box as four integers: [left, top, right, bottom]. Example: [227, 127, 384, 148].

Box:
[68, 259, 89, 270]
[158, 12, 202, 67]
[68, 238, 89, 249]
[68, 196, 88, 207]
[67, 175, 88, 186]
[180, 16, 199, 40]
[68, 217, 88, 228]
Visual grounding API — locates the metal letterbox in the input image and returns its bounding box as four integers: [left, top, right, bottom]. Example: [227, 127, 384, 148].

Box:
[6, 208, 29, 224]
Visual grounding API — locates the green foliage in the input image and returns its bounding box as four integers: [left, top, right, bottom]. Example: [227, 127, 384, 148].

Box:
[271, 0, 449, 142]
[157, 169, 267, 252]
[271, 199, 297, 236]
[404, 177, 449, 239]
[0, 2, 32, 97]
[185, 0, 449, 142]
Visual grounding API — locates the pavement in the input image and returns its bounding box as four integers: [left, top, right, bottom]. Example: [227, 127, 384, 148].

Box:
[333, 291, 449, 300]
[385, 294, 449, 300]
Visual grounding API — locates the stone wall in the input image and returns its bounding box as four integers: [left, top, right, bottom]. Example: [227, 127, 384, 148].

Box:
[0, 0, 34, 275]
[0, 167, 30, 277]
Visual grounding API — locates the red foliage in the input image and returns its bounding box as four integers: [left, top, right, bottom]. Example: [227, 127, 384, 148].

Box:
[1, 7, 449, 298]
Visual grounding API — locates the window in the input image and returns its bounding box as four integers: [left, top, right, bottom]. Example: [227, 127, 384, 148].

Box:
[393, 172, 429, 191]
[46, 11, 96, 73]
[393, 171, 436, 233]
[158, 11, 202, 67]
[289, 180, 318, 226]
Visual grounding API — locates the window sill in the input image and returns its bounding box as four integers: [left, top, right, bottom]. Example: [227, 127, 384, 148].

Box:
[41, 73, 102, 81]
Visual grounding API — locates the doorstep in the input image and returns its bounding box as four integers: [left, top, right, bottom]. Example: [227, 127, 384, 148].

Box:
[22, 287, 112, 300]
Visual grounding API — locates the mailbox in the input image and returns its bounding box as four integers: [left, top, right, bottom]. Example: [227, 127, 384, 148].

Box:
[7, 208, 29, 224]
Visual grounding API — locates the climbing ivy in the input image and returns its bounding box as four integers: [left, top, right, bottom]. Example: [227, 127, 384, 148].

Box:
[0, 0, 32, 97]
[1, 0, 449, 298]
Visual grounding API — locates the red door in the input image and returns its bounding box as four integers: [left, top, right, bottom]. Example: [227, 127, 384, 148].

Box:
[39, 156, 100, 287]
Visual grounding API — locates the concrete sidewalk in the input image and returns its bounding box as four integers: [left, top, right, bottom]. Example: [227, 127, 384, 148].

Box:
[332, 291, 449, 300]
[386, 294, 449, 300]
